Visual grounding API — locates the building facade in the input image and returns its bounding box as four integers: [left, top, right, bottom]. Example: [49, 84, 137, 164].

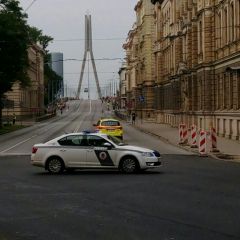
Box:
[123, 0, 156, 118]
[2, 43, 45, 122]
[118, 63, 127, 109]
[150, 0, 240, 140]
[123, 23, 138, 113]
[50, 52, 64, 97]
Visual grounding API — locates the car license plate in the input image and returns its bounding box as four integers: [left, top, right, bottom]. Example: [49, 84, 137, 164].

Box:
[107, 129, 115, 132]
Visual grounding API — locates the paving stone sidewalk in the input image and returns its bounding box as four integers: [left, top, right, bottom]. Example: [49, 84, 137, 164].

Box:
[122, 117, 240, 162]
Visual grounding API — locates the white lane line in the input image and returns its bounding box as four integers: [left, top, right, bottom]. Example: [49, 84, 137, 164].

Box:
[0, 122, 61, 154]
[1, 138, 32, 153]
[1, 100, 87, 154]
[74, 99, 92, 132]
[0, 153, 31, 156]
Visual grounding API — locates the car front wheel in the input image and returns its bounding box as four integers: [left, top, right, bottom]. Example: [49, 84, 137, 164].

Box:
[47, 157, 64, 174]
[121, 157, 139, 173]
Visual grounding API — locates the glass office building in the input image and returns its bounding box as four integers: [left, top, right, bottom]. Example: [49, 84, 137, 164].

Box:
[49, 52, 64, 97]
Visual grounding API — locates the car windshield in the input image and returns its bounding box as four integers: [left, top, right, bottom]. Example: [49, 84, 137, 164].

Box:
[106, 135, 128, 146]
[101, 121, 120, 126]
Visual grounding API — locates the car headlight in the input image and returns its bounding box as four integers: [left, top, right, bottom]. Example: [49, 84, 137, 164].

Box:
[142, 152, 154, 157]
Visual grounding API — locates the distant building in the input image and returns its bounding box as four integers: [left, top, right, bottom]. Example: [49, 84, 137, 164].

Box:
[118, 63, 127, 109]
[49, 52, 64, 97]
[2, 43, 45, 121]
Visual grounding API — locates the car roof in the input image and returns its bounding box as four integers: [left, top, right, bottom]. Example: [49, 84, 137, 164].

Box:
[100, 118, 120, 122]
[54, 132, 108, 139]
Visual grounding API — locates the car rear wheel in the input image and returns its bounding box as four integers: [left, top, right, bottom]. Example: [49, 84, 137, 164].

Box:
[47, 157, 64, 174]
[121, 157, 139, 173]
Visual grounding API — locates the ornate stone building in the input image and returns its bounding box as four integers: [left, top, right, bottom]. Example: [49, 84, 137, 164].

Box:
[2, 43, 45, 122]
[123, 23, 138, 113]
[151, 0, 240, 140]
[123, 0, 155, 118]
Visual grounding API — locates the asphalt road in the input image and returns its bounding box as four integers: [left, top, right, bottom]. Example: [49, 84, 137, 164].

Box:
[0, 100, 240, 240]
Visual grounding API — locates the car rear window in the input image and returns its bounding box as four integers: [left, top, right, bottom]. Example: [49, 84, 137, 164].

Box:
[101, 121, 120, 126]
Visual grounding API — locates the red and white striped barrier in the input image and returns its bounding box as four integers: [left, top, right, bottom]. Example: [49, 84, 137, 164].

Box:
[179, 123, 183, 143]
[210, 127, 220, 152]
[199, 131, 207, 156]
[182, 124, 188, 143]
[179, 123, 188, 144]
[190, 125, 198, 148]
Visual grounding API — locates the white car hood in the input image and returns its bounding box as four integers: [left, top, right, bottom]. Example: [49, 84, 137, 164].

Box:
[117, 145, 153, 152]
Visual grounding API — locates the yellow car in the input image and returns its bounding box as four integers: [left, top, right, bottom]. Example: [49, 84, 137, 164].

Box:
[93, 118, 123, 139]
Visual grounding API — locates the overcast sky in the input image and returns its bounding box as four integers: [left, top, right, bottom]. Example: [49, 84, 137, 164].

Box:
[18, 0, 138, 99]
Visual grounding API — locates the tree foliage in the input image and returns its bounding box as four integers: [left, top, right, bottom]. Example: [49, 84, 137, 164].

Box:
[0, 0, 54, 129]
[0, 0, 30, 96]
[28, 26, 53, 51]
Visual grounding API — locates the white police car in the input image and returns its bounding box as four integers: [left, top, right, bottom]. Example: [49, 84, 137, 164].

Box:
[31, 131, 161, 174]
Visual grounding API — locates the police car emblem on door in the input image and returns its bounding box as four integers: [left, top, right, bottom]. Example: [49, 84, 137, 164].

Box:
[94, 150, 114, 166]
[99, 152, 107, 160]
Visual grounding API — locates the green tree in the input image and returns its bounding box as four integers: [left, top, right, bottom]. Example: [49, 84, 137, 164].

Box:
[0, 1, 54, 129]
[0, 0, 30, 129]
[28, 26, 53, 51]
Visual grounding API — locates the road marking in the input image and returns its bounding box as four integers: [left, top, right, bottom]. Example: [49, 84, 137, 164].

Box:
[0, 100, 89, 154]
[74, 99, 92, 132]
[1, 138, 32, 153]
[0, 153, 31, 156]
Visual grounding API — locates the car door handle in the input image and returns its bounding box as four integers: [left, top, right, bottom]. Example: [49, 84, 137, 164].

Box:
[60, 149, 66, 152]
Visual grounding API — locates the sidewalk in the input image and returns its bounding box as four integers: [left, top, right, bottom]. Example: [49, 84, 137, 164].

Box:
[124, 117, 240, 162]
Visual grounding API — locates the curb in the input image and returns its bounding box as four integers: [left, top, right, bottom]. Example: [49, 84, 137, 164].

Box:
[131, 123, 240, 163]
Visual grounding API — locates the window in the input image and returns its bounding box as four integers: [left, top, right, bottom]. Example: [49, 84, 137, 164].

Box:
[87, 136, 108, 147]
[229, 73, 233, 109]
[231, 3, 235, 41]
[223, 74, 228, 109]
[218, 12, 222, 47]
[217, 75, 221, 109]
[224, 8, 228, 44]
[198, 77, 202, 110]
[58, 135, 85, 146]
[237, 71, 240, 109]
[199, 21, 203, 53]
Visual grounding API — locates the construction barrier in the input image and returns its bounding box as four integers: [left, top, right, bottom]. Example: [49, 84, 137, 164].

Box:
[178, 123, 220, 155]
[182, 124, 188, 143]
[210, 127, 220, 152]
[179, 123, 183, 143]
[190, 124, 198, 148]
[199, 131, 207, 156]
[179, 123, 188, 144]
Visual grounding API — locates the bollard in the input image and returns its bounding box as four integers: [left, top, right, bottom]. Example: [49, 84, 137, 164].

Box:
[190, 124, 198, 148]
[182, 124, 188, 144]
[199, 131, 207, 156]
[210, 127, 220, 152]
[179, 123, 183, 143]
